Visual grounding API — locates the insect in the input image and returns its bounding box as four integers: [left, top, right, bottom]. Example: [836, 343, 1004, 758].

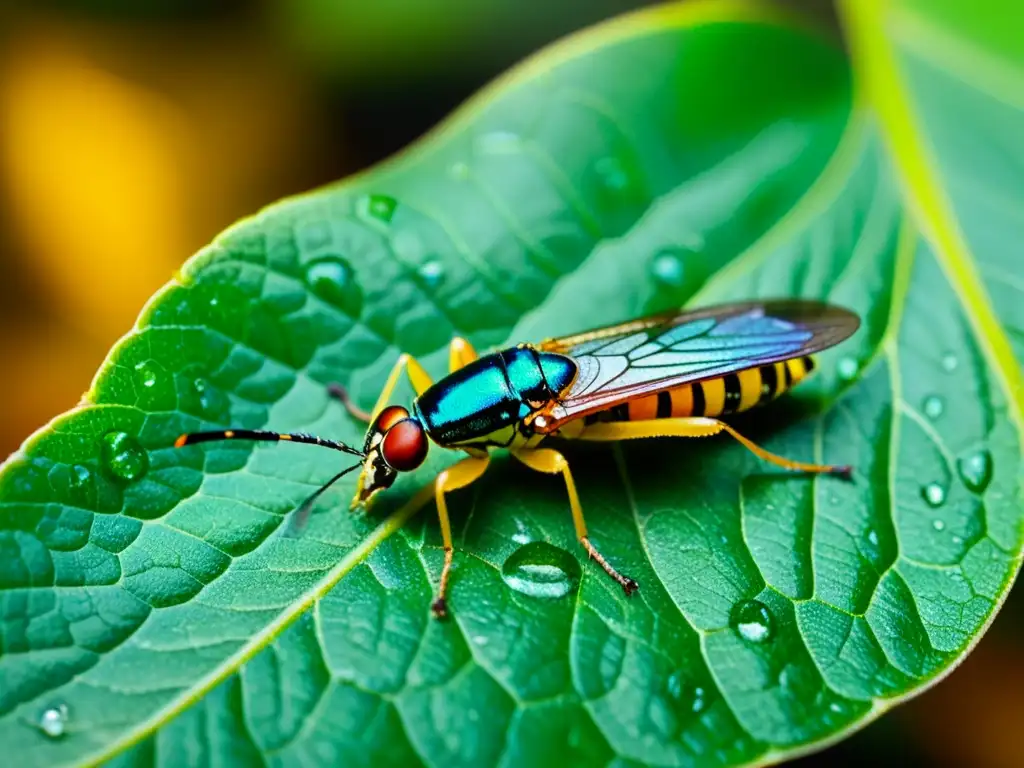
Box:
[176, 299, 859, 618]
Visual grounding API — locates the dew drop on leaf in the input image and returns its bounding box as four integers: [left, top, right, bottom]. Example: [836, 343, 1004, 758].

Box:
[68, 464, 92, 493]
[866, 529, 879, 546]
[192, 378, 230, 420]
[923, 395, 944, 420]
[100, 432, 148, 484]
[650, 251, 685, 288]
[501, 541, 581, 599]
[305, 257, 363, 316]
[418, 260, 445, 289]
[941, 353, 958, 372]
[957, 449, 993, 493]
[921, 482, 946, 508]
[133, 359, 162, 389]
[836, 356, 859, 381]
[730, 599, 775, 645]
[933, 519, 946, 531]
[357, 193, 397, 224]
[37, 704, 68, 738]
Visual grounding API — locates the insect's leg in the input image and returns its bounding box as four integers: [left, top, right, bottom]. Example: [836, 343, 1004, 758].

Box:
[431, 453, 490, 619]
[511, 447, 638, 595]
[449, 337, 478, 372]
[330, 338, 474, 424]
[577, 417, 851, 477]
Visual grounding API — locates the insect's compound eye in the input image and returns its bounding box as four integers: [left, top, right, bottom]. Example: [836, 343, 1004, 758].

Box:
[365, 405, 410, 452]
[380, 419, 429, 472]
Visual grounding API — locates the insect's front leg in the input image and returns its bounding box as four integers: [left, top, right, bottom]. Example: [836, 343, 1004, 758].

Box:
[511, 447, 638, 596]
[329, 337, 478, 424]
[431, 453, 490, 619]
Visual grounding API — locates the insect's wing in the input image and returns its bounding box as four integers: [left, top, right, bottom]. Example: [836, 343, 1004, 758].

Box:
[539, 300, 859, 428]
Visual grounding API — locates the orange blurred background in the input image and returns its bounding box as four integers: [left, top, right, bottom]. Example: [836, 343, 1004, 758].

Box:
[0, 2, 1019, 765]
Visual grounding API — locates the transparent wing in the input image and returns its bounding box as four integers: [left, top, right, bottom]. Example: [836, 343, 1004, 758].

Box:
[538, 300, 859, 429]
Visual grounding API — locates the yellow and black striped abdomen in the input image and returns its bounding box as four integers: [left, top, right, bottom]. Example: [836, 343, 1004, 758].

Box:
[583, 356, 816, 424]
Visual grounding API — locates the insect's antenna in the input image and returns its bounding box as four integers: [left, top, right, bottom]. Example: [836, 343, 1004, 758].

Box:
[285, 462, 363, 536]
[174, 429, 364, 458]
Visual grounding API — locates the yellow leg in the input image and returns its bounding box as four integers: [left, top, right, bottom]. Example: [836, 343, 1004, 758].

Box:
[431, 454, 490, 618]
[449, 336, 478, 372]
[578, 417, 851, 477]
[512, 447, 639, 595]
[330, 337, 478, 423]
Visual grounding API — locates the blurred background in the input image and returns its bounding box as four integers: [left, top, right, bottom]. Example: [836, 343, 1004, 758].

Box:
[0, 1, 1018, 765]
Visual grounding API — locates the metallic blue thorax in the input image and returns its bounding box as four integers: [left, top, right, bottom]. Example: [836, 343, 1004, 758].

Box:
[414, 347, 577, 447]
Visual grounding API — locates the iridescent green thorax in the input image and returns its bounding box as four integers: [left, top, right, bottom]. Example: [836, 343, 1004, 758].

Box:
[414, 347, 577, 448]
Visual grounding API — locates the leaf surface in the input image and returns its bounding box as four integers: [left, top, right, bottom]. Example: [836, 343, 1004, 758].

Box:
[2, 2, 1021, 767]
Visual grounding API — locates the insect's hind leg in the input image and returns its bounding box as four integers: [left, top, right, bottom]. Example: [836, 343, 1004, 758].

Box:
[431, 453, 490, 619]
[511, 447, 638, 596]
[329, 337, 478, 424]
[578, 417, 851, 478]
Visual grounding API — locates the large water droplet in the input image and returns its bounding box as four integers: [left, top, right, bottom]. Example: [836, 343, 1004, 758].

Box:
[921, 482, 946, 508]
[730, 599, 775, 645]
[502, 541, 581, 599]
[836, 357, 859, 382]
[305, 257, 363, 316]
[100, 432, 148, 484]
[941, 354, 958, 372]
[357, 193, 397, 224]
[37, 704, 68, 738]
[923, 395, 945, 420]
[418, 260, 445, 290]
[957, 450, 993, 493]
[134, 359, 162, 389]
[650, 251, 685, 288]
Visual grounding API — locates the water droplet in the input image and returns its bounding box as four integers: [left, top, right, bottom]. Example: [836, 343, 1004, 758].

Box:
[448, 161, 470, 179]
[69, 464, 92, 492]
[952, 535, 963, 545]
[501, 541, 581, 599]
[650, 251, 685, 288]
[921, 482, 946, 508]
[191, 378, 230, 419]
[933, 519, 946, 531]
[100, 432, 148, 484]
[941, 354, 958, 372]
[357, 193, 397, 224]
[923, 395, 945, 420]
[867, 529, 879, 546]
[37, 704, 68, 738]
[417, 260, 445, 289]
[134, 359, 162, 389]
[957, 450, 993, 493]
[690, 686, 708, 714]
[594, 156, 630, 192]
[837, 357, 859, 381]
[305, 257, 363, 315]
[666, 671, 685, 701]
[730, 599, 775, 645]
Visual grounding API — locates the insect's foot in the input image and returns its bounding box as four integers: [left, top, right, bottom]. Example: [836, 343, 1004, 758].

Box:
[832, 465, 854, 481]
[621, 577, 639, 596]
[431, 597, 448, 620]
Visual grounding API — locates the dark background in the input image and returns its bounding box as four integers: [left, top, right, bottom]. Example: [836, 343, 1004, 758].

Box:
[0, 1, 1018, 765]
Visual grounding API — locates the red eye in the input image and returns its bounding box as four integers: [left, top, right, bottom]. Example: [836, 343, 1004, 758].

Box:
[373, 406, 409, 433]
[381, 419, 429, 472]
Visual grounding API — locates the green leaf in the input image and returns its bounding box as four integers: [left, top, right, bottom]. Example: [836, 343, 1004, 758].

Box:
[2, 1, 1021, 766]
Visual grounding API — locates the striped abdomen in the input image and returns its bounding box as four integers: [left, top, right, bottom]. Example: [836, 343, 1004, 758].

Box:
[584, 356, 816, 424]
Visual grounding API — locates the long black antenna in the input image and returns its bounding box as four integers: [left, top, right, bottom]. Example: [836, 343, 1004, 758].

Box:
[175, 429, 364, 458]
[284, 462, 363, 536]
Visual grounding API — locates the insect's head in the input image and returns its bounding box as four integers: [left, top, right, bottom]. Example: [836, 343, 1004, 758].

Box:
[352, 405, 429, 507]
